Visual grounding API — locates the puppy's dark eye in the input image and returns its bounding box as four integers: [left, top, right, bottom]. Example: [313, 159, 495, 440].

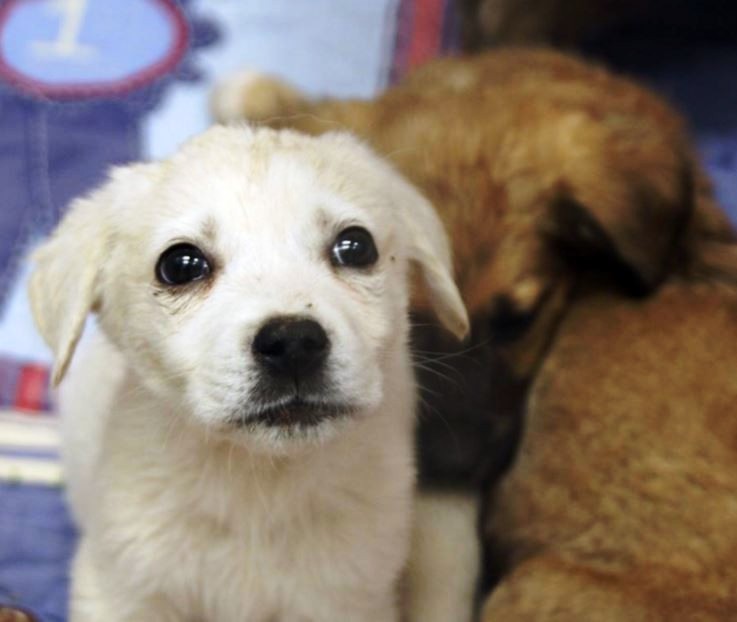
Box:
[488, 296, 537, 344]
[330, 227, 378, 268]
[488, 308, 536, 344]
[156, 243, 211, 286]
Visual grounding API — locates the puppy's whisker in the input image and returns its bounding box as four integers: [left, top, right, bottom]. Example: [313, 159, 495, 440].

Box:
[412, 338, 493, 361]
[412, 361, 464, 390]
[412, 355, 467, 378]
[416, 383, 442, 397]
[416, 391, 462, 447]
[415, 390, 464, 457]
[416, 390, 444, 417]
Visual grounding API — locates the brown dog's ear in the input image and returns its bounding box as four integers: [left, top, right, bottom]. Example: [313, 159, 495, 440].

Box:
[545, 148, 693, 295]
[28, 164, 157, 385]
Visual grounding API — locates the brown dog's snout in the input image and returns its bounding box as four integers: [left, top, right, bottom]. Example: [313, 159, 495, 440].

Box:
[252, 317, 330, 379]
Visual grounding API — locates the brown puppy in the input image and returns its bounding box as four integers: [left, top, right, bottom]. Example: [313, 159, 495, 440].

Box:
[213, 50, 737, 619]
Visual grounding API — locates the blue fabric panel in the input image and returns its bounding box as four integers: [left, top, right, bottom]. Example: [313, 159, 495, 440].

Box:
[0, 484, 76, 622]
[0, 101, 140, 312]
[45, 105, 140, 225]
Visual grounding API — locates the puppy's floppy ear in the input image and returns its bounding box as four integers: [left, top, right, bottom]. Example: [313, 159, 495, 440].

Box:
[545, 130, 694, 295]
[29, 196, 107, 386]
[28, 164, 156, 385]
[392, 177, 470, 340]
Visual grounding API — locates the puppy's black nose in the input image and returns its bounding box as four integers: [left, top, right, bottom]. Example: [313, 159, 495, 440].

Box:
[252, 317, 330, 378]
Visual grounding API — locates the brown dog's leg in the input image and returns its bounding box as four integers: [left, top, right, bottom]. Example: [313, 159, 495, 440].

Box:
[481, 556, 654, 622]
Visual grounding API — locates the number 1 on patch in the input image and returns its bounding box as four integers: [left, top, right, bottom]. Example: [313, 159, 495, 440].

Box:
[32, 0, 97, 61]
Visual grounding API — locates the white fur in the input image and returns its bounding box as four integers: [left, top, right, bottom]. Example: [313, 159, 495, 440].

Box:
[405, 491, 481, 622]
[29, 126, 468, 622]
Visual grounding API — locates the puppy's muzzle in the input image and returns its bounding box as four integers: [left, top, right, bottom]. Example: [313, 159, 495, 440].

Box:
[242, 317, 357, 430]
[252, 316, 330, 381]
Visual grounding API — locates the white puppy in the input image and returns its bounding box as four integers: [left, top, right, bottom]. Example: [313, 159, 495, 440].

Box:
[28, 125, 467, 622]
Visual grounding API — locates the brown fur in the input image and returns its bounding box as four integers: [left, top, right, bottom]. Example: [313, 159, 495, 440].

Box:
[217, 49, 737, 619]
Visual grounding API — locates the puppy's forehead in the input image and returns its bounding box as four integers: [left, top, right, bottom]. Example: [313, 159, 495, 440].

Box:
[159, 126, 392, 224]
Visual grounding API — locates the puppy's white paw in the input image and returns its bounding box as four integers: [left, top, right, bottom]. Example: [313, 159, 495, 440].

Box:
[210, 69, 303, 123]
